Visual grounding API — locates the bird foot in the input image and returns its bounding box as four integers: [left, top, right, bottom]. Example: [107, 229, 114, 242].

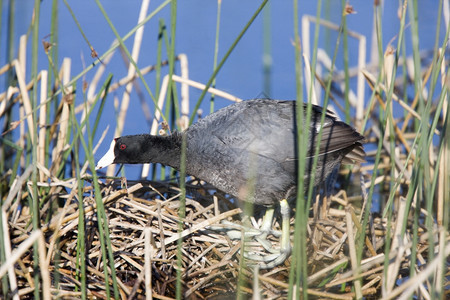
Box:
[208, 220, 281, 251]
[207, 219, 289, 268]
[243, 247, 291, 269]
[208, 200, 291, 269]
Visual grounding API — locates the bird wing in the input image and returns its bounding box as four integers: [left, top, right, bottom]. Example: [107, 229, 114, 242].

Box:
[188, 99, 363, 167]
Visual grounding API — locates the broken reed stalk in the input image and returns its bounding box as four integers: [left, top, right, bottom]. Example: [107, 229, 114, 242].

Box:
[1, 47, 448, 297]
[1, 3, 449, 299]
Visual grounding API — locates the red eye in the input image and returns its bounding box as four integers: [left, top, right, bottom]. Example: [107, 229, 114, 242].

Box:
[119, 144, 126, 150]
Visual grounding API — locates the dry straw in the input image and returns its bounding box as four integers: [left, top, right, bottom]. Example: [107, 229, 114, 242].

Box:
[1, 0, 449, 299]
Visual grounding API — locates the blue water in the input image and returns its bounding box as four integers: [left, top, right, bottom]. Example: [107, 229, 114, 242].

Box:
[1, 1, 447, 187]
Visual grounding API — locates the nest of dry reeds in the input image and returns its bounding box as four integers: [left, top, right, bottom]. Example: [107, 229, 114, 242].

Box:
[5, 164, 443, 300]
[2, 3, 450, 299]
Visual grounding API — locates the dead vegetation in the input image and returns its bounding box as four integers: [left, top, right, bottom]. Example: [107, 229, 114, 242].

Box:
[1, 1, 449, 299]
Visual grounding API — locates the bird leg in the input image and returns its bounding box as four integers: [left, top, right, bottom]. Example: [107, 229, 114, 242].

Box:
[257, 207, 282, 238]
[252, 206, 282, 252]
[208, 206, 281, 247]
[243, 199, 291, 269]
[208, 200, 291, 269]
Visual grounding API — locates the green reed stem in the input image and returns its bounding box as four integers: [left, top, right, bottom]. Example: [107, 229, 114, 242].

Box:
[189, 0, 269, 125]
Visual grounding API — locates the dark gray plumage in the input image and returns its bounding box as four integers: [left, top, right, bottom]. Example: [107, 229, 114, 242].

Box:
[96, 99, 365, 268]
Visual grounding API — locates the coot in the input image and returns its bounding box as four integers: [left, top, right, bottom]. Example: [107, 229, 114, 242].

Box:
[96, 99, 365, 268]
